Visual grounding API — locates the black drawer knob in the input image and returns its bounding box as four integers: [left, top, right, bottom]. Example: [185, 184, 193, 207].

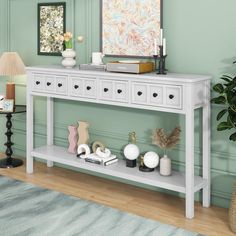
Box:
[104, 88, 109, 92]
[117, 89, 122, 94]
[153, 93, 158, 98]
[74, 85, 79, 89]
[87, 86, 91, 90]
[47, 82, 51, 86]
[36, 81, 40, 85]
[169, 94, 174, 99]
[137, 91, 142, 96]
[58, 83, 62, 87]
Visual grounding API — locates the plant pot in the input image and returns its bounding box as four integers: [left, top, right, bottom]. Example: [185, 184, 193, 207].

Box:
[229, 183, 236, 233]
[61, 49, 76, 68]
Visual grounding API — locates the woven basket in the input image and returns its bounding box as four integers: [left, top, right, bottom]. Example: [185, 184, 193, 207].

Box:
[229, 183, 236, 233]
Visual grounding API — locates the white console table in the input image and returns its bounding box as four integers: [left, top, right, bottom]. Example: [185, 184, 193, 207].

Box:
[26, 65, 211, 219]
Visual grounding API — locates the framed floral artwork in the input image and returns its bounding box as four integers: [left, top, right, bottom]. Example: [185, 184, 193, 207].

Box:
[37, 2, 66, 56]
[101, 0, 163, 58]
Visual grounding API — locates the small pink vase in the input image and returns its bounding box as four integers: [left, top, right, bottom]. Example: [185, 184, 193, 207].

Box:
[68, 125, 78, 153]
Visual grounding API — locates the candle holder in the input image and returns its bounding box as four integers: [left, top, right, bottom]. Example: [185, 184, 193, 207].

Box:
[153, 45, 167, 75]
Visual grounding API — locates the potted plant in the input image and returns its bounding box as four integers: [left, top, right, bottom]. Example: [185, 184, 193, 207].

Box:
[211, 72, 236, 232]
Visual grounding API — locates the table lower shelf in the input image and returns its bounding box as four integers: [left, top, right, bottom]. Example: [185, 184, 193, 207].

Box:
[31, 145, 207, 194]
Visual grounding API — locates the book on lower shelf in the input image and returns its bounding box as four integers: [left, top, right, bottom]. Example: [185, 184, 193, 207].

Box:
[84, 153, 118, 166]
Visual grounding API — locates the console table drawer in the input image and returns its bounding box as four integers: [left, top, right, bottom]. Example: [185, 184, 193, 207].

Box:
[149, 85, 164, 106]
[55, 76, 67, 95]
[32, 74, 45, 91]
[99, 80, 129, 103]
[132, 83, 148, 104]
[70, 77, 97, 99]
[165, 85, 182, 109]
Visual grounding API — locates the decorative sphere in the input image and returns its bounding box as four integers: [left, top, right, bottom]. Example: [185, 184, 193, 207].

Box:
[124, 144, 140, 160]
[143, 151, 159, 168]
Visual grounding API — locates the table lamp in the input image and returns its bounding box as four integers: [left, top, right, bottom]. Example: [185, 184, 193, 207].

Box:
[0, 52, 26, 103]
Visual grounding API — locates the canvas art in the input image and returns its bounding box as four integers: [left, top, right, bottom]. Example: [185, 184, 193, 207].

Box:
[38, 2, 66, 56]
[101, 0, 162, 57]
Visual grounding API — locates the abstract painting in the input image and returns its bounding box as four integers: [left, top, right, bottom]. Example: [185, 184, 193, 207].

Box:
[101, 0, 162, 57]
[38, 2, 66, 56]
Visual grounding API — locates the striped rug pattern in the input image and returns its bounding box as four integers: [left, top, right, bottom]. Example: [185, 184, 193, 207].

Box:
[0, 176, 203, 236]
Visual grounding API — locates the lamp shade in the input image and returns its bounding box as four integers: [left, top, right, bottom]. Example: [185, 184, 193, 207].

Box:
[0, 52, 26, 76]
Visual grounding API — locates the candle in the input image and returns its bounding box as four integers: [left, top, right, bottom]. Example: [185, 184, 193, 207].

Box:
[154, 39, 157, 55]
[163, 38, 166, 56]
[160, 28, 163, 46]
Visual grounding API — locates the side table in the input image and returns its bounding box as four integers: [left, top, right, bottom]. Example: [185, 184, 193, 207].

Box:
[0, 105, 26, 168]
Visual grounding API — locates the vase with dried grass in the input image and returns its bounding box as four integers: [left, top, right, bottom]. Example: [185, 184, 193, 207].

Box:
[152, 127, 181, 176]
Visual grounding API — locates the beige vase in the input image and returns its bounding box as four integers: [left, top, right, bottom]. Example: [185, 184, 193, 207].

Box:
[229, 183, 236, 233]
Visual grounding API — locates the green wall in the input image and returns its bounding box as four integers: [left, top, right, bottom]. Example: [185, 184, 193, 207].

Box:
[0, 0, 236, 208]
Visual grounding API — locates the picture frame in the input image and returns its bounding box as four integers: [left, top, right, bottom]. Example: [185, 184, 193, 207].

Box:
[37, 2, 66, 56]
[101, 0, 163, 58]
[2, 99, 14, 112]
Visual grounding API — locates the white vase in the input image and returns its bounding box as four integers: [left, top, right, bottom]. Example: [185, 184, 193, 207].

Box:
[160, 155, 171, 176]
[61, 49, 76, 68]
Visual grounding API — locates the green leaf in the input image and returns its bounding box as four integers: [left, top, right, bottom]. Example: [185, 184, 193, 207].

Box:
[217, 122, 233, 131]
[211, 96, 226, 104]
[213, 83, 224, 93]
[217, 109, 228, 121]
[229, 132, 236, 141]
[221, 77, 231, 83]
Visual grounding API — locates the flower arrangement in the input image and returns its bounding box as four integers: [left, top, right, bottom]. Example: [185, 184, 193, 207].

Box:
[61, 32, 73, 49]
[152, 126, 181, 155]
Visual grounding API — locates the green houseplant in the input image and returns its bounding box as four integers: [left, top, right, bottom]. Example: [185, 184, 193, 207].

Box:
[211, 74, 236, 141]
[211, 69, 236, 232]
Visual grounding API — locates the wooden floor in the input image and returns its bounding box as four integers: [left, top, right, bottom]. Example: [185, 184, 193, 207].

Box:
[0, 156, 234, 236]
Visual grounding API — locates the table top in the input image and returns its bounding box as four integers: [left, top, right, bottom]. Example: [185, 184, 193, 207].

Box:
[0, 105, 26, 114]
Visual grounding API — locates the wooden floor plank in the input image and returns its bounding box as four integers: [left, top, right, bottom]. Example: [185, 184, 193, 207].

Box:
[0, 156, 233, 236]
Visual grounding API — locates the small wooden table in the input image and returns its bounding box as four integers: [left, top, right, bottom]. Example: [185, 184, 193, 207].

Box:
[0, 105, 26, 168]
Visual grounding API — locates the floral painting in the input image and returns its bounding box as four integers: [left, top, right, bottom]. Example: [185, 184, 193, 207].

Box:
[102, 0, 162, 57]
[38, 3, 66, 56]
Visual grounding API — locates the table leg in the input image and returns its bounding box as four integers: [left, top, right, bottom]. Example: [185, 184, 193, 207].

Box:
[0, 113, 23, 168]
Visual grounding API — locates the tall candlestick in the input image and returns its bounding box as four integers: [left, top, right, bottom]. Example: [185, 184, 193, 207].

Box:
[163, 38, 166, 56]
[154, 39, 157, 55]
[160, 28, 163, 46]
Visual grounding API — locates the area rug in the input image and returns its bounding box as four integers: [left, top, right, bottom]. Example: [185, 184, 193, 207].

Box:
[0, 176, 203, 236]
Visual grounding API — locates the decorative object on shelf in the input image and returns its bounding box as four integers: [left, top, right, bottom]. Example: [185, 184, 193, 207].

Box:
[160, 155, 171, 176]
[2, 99, 14, 112]
[0, 52, 26, 104]
[77, 121, 90, 145]
[124, 131, 140, 168]
[153, 29, 167, 75]
[152, 126, 181, 176]
[0, 95, 5, 110]
[68, 125, 78, 154]
[140, 151, 159, 172]
[92, 52, 104, 65]
[37, 2, 66, 56]
[96, 147, 111, 158]
[61, 49, 76, 68]
[106, 61, 154, 74]
[77, 144, 91, 159]
[92, 141, 105, 153]
[61, 32, 76, 68]
[101, 0, 163, 57]
[79, 64, 106, 72]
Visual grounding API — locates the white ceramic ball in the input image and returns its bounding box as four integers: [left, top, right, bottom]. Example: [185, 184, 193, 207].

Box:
[124, 144, 140, 160]
[143, 151, 159, 168]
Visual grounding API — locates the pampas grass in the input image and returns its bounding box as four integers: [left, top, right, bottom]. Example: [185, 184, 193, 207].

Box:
[152, 127, 181, 152]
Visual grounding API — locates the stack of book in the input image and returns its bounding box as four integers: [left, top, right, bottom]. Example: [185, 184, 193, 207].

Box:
[85, 153, 118, 166]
